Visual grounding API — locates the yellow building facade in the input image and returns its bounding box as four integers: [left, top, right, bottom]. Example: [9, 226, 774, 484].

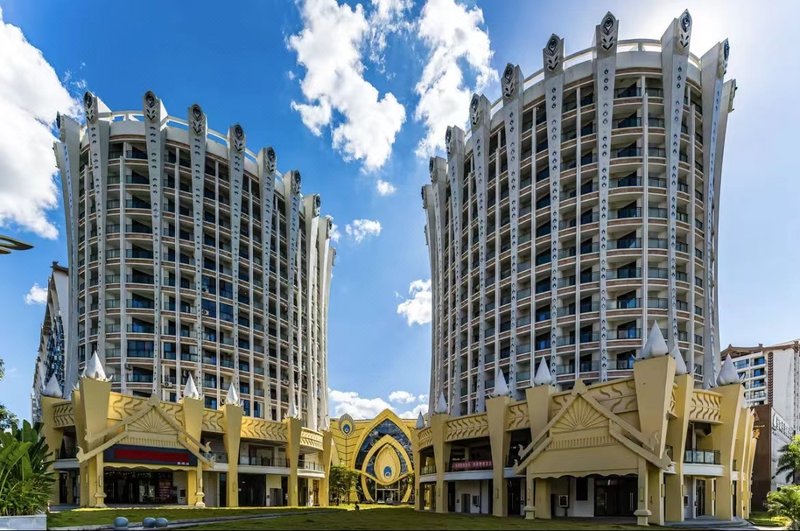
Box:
[414, 351, 756, 525]
[331, 410, 416, 504]
[41, 359, 332, 508]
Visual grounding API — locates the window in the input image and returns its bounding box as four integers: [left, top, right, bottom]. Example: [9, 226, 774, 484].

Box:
[576, 477, 588, 501]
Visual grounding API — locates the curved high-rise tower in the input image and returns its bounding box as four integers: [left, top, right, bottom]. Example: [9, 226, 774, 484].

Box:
[53, 91, 334, 430]
[422, 11, 735, 416]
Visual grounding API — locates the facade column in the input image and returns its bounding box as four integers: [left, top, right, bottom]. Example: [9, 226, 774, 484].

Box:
[430, 412, 450, 513]
[286, 416, 302, 506]
[665, 373, 693, 522]
[221, 403, 243, 507]
[635, 457, 651, 525]
[711, 383, 743, 520]
[40, 396, 65, 504]
[533, 478, 551, 519]
[486, 395, 510, 516]
[78, 374, 111, 507]
[524, 470, 534, 519]
[704, 478, 716, 517]
[319, 431, 332, 507]
[647, 466, 664, 525]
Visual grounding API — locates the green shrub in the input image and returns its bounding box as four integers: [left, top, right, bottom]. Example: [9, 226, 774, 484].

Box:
[0, 421, 55, 516]
[767, 485, 800, 530]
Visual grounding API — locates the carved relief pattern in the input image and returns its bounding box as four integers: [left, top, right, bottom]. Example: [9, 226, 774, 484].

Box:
[228, 125, 246, 379]
[551, 398, 606, 434]
[160, 402, 184, 428]
[86, 92, 106, 362]
[545, 69, 563, 380]
[430, 166, 446, 408]
[506, 403, 529, 430]
[550, 434, 615, 449]
[446, 128, 464, 414]
[202, 410, 225, 432]
[665, 38, 690, 348]
[445, 414, 490, 442]
[241, 417, 287, 441]
[592, 379, 638, 414]
[595, 24, 617, 382]
[504, 65, 521, 396]
[259, 148, 276, 416]
[53, 403, 75, 428]
[471, 94, 488, 412]
[418, 428, 433, 449]
[300, 428, 324, 450]
[188, 104, 207, 384]
[130, 409, 174, 436]
[689, 390, 721, 422]
[143, 91, 164, 393]
[287, 172, 302, 407]
[110, 395, 146, 420]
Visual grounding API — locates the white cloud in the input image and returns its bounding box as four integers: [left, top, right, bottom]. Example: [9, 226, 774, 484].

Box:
[289, 0, 406, 171]
[414, 0, 496, 157]
[345, 218, 382, 243]
[24, 283, 47, 305]
[396, 278, 432, 326]
[0, 7, 80, 238]
[329, 222, 341, 243]
[388, 390, 417, 404]
[367, 0, 412, 69]
[376, 179, 397, 196]
[329, 388, 429, 420]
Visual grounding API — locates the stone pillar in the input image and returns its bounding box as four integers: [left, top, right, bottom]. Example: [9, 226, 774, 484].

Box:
[285, 416, 302, 506]
[221, 403, 243, 507]
[525, 385, 553, 439]
[634, 457, 651, 526]
[181, 396, 205, 506]
[40, 396, 65, 504]
[77, 376, 111, 508]
[533, 478, 551, 519]
[524, 470, 535, 519]
[711, 383, 743, 520]
[647, 467, 664, 525]
[430, 412, 450, 514]
[486, 395, 510, 517]
[704, 478, 716, 517]
[319, 431, 332, 507]
[665, 373, 693, 522]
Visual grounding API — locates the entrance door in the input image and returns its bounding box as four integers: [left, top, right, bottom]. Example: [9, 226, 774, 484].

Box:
[462, 493, 470, 513]
[594, 477, 636, 516]
[447, 482, 456, 512]
[696, 479, 706, 516]
[507, 479, 522, 516]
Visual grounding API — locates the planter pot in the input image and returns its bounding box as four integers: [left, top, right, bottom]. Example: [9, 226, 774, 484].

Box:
[0, 514, 47, 530]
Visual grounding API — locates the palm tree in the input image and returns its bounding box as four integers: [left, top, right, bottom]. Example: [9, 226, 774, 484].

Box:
[776, 435, 800, 484]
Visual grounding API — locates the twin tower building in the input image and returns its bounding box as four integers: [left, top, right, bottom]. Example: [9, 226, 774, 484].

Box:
[33, 9, 753, 526]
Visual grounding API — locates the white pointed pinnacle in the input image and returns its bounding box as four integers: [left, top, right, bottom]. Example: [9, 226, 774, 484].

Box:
[416, 411, 425, 429]
[717, 354, 741, 386]
[183, 373, 201, 400]
[494, 370, 510, 397]
[82, 351, 109, 381]
[640, 322, 669, 359]
[42, 374, 63, 398]
[288, 400, 299, 419]
[434, 391, 448, 414]
[225, 382, 240, 406]
[533, 358, 554, 386]
[670, 344, 688, 375]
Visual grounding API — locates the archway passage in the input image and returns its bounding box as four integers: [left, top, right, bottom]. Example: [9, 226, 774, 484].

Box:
[104, 470, 178, 504]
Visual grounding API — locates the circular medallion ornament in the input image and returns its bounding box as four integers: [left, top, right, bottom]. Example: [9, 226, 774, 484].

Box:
[339, 413, 355, 438]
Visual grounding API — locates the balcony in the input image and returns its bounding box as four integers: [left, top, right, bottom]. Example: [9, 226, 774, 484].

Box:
[615, 328, 641, 340]
[448, 460, 493, 472]
[684, 450, 720, 465]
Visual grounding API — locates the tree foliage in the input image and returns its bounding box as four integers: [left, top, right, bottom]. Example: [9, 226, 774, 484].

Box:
[767, 485, 800, 530]
[0, 420, 55, 516]
[777, 435, 800, 484]
[329, 465, 360, 505]
[0, 358, 18, 430]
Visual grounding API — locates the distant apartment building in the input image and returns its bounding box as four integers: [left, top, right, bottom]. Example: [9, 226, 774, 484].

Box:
[723, 341, 800, 508]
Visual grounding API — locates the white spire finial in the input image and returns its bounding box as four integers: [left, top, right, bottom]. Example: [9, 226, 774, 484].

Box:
[416, 411, 425, 429]
[83, 351, 108, 381]
[42, 374, 63, 398]
[225, 382, 240, 406]
[533, 358, 554, 386]
[434, 391, 448, 414]
[640, 322, 669, 359]
[183, 373, 201, 400]
[288, 400, 299, 418]
[717, 354, 741, 386]
[670, 344, 688, 375]
[494, 370, 509, 397]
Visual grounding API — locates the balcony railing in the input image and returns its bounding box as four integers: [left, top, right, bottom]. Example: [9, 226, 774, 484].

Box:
[684, 450, 720, 465]
[448, 460, 493, 472]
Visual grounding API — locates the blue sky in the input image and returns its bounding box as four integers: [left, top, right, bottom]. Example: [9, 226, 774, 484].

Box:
[0, 0, 798, 421]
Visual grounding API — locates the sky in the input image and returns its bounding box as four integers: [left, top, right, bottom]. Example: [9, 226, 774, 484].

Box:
[0, 0, 798, 423]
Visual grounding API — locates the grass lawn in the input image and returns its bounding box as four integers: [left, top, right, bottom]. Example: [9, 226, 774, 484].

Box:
[47, 506, 338, 528]
[189, 506, 647, 530]
[748, 511, 791, 528]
